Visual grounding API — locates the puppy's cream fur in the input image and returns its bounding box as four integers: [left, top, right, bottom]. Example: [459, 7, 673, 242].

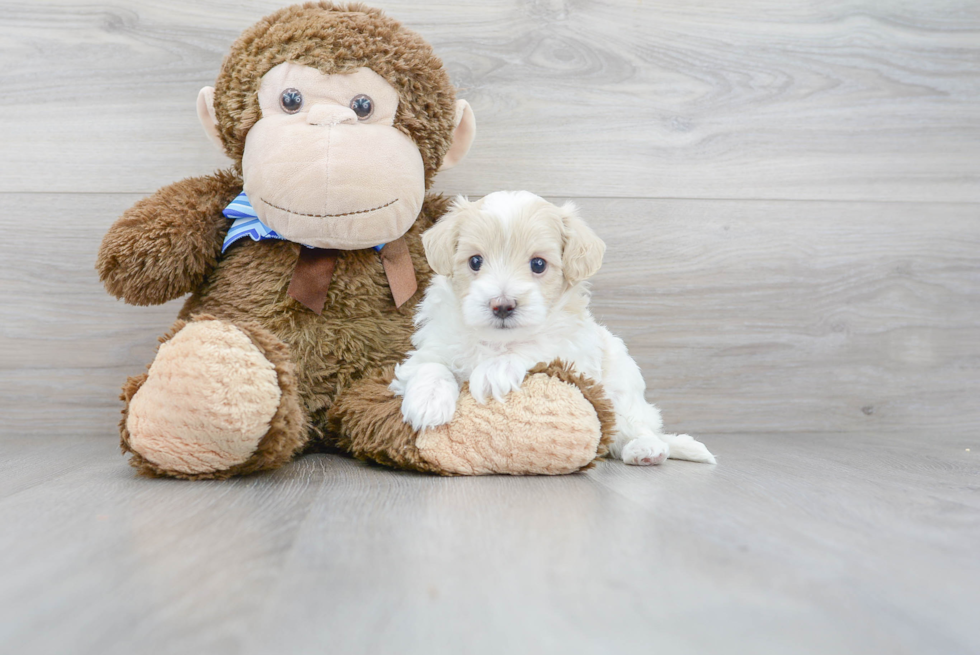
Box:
[391, 191, 714, 466]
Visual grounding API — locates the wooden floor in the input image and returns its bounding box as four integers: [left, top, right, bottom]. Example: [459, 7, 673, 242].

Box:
[1, 1, 979, 653]
[1, 432, 977, 654]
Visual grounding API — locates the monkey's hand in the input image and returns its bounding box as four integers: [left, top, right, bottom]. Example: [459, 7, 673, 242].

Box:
[96, 169, 241, 305]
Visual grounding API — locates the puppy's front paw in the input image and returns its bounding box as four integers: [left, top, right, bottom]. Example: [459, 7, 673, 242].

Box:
[469, 356, 529, 404]
[622, 437, 670, 466]
[399, 366, 460, 431]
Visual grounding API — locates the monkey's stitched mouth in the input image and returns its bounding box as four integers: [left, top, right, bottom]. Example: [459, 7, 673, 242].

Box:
[260, 198, 399, 218]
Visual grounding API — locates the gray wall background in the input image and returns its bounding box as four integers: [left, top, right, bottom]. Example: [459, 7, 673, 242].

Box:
[1, 0, 978, 440]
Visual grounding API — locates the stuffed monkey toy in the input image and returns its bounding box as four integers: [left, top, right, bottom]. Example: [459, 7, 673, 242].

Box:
[97, 2, 613, 479]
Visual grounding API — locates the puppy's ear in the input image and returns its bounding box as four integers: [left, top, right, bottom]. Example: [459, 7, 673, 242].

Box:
[423, 196, 466, 276]
[560, 202, 606, 284]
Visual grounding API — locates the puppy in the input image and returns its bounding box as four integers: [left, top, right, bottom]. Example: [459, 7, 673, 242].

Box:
[390, 191, 715, 466]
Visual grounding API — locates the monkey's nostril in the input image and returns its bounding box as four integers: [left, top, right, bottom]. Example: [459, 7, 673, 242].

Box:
[307, 105, 358, 126]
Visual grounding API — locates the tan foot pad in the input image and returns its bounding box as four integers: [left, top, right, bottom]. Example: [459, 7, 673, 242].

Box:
[127, 320, 282, 475]
[416, 372, 602, 475]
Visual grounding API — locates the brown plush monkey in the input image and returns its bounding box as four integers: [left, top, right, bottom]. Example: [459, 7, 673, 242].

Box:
[97, 2, 612, 479]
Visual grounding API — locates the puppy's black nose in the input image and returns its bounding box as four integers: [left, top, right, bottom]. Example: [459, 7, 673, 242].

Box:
[492, 302, 516, 319]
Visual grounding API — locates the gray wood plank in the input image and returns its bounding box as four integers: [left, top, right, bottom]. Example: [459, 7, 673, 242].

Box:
[0, 433, 976, 654]
[585, 197, 980, 436]
[0, 438, 328, 655]
[3, 2, 977, 652]
[0, 0, 977, 201]
[2, 193, 977, 438]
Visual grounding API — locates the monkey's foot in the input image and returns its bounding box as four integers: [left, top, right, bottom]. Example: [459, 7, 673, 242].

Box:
[331, 360, 614, 476]
[121, 317, 306, 479]
[417, 361, 614, 475]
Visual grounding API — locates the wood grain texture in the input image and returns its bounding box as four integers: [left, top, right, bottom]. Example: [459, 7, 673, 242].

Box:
[2, 193, 977, 438]
[1, 2, 978, 651]
[0, 433, 977, 655]
[585, 197, 980, 436]
[0, 0, 978, 200]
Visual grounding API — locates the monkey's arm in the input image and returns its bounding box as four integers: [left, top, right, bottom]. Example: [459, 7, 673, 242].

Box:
[97, 169, 242, 306]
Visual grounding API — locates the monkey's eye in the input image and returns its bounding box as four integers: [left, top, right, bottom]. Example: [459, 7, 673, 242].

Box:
[350, 94, 374, 120]
[280, 88, 303, 114]
[469, 255, 483, 272]
[530, 257, 547, 274]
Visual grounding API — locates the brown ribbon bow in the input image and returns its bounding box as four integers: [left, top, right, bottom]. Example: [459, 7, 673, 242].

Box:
[287, 236, 418, 315]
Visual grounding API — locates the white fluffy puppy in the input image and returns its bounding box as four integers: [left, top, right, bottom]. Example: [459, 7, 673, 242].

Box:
[390, 191, 714, 466]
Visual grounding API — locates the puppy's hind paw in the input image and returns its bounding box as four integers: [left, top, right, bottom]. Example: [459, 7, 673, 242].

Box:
[622, 437, 669, 466]
[664, 433, 716, 464]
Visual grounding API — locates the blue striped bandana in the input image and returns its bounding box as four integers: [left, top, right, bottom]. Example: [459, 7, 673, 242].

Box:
[222, 192, 384, 253]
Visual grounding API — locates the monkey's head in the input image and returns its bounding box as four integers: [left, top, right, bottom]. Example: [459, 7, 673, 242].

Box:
[196, 2, 475, 250]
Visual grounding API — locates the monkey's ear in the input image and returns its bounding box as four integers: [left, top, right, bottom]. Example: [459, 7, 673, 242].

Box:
[422, 197, 467, 275]
[196, 86, 225, 153]
[560, 202, 606, 284]
[439, 100, 476, 171]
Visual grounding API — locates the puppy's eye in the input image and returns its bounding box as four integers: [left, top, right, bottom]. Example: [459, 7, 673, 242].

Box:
[280, 88, 303, 114]
[530, 257, 547, 274]
[468, 255, 483, 272]
[350, 94, 374, 120]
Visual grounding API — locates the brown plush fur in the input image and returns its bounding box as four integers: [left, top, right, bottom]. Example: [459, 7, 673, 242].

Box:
[98, 3, 458, 478]
[98, 3, 606, 479]
[107, 191, 449, 479]
[213, 2, 457, 188]
[178, 195, 450, 448]
[331, 359, 615, 475]
[327, 365, 442, 473]
[97, 170, 242, 306]
[119, 316, 308, 480]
